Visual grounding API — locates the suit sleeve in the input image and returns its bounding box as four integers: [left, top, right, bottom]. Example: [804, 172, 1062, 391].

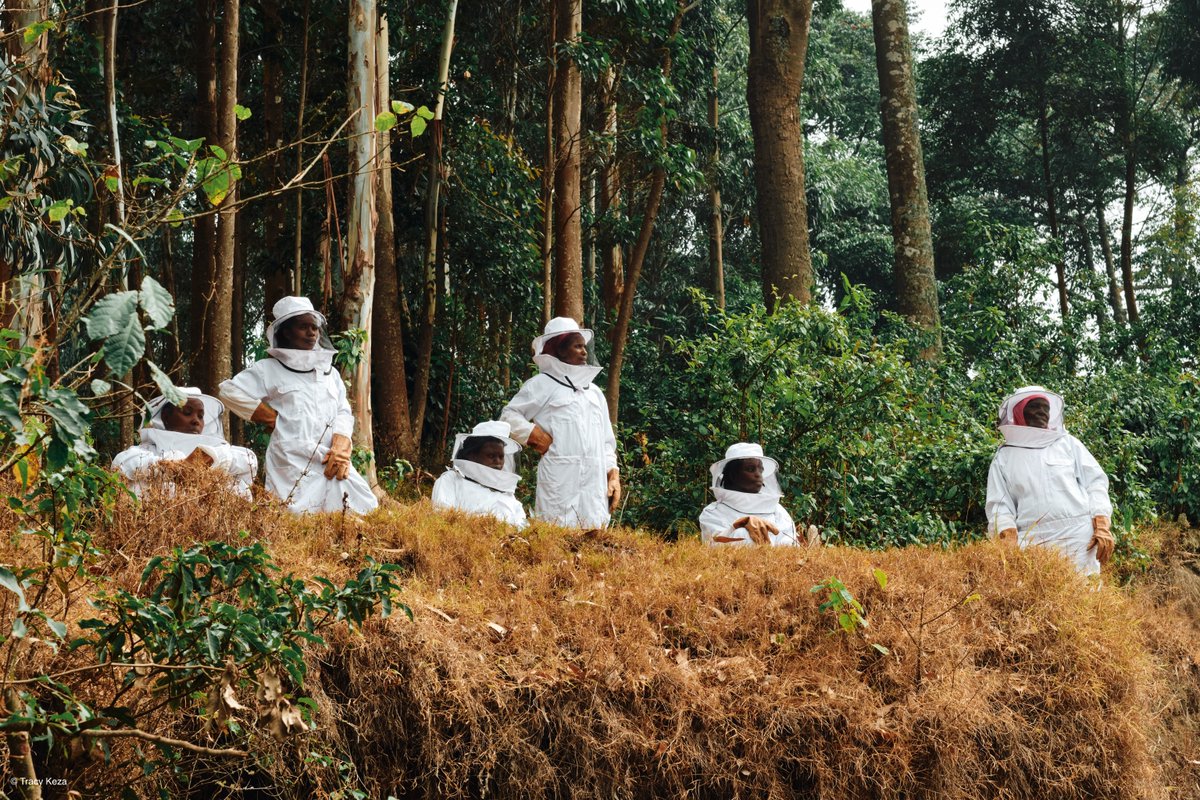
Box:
[500, 378, 547, 445]
[1073, 437, 1113, 518]
[985, 454, 1018, 535]
[330, 373, 355, 439]
[219, 362, 269, 421]
[111, 445, 162, 478]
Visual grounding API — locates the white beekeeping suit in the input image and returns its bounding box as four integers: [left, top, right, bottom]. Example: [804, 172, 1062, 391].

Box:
[985, 385, 1113, 576]
[111, 388, 257, 499]
[501, 317, 619, 529]
[699, 442, 800, 547]
[218, 296, 378, 515]
[431, 420, 528, 528]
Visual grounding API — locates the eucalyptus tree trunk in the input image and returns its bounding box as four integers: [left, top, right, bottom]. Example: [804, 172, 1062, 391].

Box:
[599, 63, 623, 318]
[344, 0, 380, 490]
[747, 0, 814, 309]
[197, 0, 238, 401]
[1037, 94, 1069, 318]
[371, 13, 418, 465]
[292, 0, 310, 295]
[871, 0, 941, 359]
[411, 0, 458, 446]
[552, 0, 584, 321]
[189, 0, 218, 382]
[261, 0, 289, 311]
[541, 0, 557, 326]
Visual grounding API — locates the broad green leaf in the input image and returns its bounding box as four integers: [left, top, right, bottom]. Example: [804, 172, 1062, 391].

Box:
[11, 617, 27, 638]
[411, 116, 428, 138]
[415, 105, 435, 120]
[0, 567, 28, 611]
[90, 379, 112, 396]
[138, 275, 175, 330]
[374, 111, 397, 132]
[100, 317, 147, 376]
[46, 198, 72, 222]
[165, 207, 185, 227]
[234, 104, 252, 121]
[391, 100, 414, 115]
[84, 291, 138, 340]
[46, 618, 67, 639]
[169, 136, 204, 154]
[209, 144, 228, 161]
[0, 197, 11, 212]
[104, 176, 119, 193]
[132, 175, 166, 188]
[43, 388, 91, 440]
[872, 568, 888, 590]
[148, 362, 186, 408]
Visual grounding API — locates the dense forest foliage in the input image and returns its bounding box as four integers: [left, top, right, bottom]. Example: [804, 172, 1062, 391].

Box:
[3, 0, 1200, 793]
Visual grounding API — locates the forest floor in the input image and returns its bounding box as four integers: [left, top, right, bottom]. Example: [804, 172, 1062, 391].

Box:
[10, 478, 1200, 799]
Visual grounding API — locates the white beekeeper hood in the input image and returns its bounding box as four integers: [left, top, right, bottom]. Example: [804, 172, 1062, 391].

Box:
[451, 420, 522, 494]
[997, 385, 1066, 448]
[709, 442, 783, 514]
[265, 296, 336, 372]
[145, 387, 225, 438]
[531, 317, 602, 390]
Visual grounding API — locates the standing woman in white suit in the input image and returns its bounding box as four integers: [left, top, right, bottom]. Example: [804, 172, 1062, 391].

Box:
[501, 317, 620, 529]
[986, 386, 1114, 575]
[218, 296, 378, 515]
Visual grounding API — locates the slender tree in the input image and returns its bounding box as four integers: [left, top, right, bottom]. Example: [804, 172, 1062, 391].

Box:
[189, 0, 218, 382]
[344, 0, 380, 490]
[747, 0, 814, 308]
[552, 0, 584, 320]
[871, 0, 941, 358]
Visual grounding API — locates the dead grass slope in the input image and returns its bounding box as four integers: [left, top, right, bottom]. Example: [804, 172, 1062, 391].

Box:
[6, 482, 1200, 799]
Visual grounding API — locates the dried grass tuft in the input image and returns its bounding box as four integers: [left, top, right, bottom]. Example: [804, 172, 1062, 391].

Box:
[3, 483, 1199, 799]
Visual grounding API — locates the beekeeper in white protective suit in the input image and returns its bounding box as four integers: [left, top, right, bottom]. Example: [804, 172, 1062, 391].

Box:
[431, 420, 528, 528]
[112, 388, 256, 499]
[986, 386, 1114, 575]
[218, 296, 378, 515]
[501, 317, 619, 528]
[700, 442, 819, 547]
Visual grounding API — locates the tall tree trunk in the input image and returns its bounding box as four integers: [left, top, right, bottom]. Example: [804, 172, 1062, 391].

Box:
[1076, 215, 1108, 335]
[604, 5, 684, 423]
[292, 0, 311, 295]
[1096, 204, 1126, 325]
[599, 63, 623, 317]
[230, 223, 245, 445]
[344, 0, 380, 490]
[552, 0, 584, 321]
[411, 0, 459, 446]
[541, 0, 557, 327]
[708, 62, 725, 311]
[871, 0, 941, 359]
[189, 0, 219, 383]
[201, 0, 239, 399]
[747, 0, 814, 309]
[102, 0, 135, 444]
[261, 0, 288, 310]
[372, 13, 417, 465]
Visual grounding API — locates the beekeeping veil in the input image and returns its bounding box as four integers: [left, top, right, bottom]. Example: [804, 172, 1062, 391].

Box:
[531, 316, 602, 391]
[265, 296, 337, 373]
[709, 442, 783, 515]
[140, 388, 229, 456]
[451, 420, 522, 493]
[996, 385, 1067, 448]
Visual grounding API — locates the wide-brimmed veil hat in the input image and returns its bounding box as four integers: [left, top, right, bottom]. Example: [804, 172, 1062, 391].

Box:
[531, 317, 594, 357]
[709, 442, 779, 488]
[997, 385, 1065, 431]
[145, 387, 225, 438]
[452, 420, 522, 460]
[265, 296, 330, 349]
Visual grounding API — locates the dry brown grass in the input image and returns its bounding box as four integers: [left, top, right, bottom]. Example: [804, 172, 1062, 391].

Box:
[2, 479, 1199, 799]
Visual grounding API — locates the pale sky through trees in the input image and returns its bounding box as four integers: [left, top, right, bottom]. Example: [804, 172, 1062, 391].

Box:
[843, 0, 950, 39]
